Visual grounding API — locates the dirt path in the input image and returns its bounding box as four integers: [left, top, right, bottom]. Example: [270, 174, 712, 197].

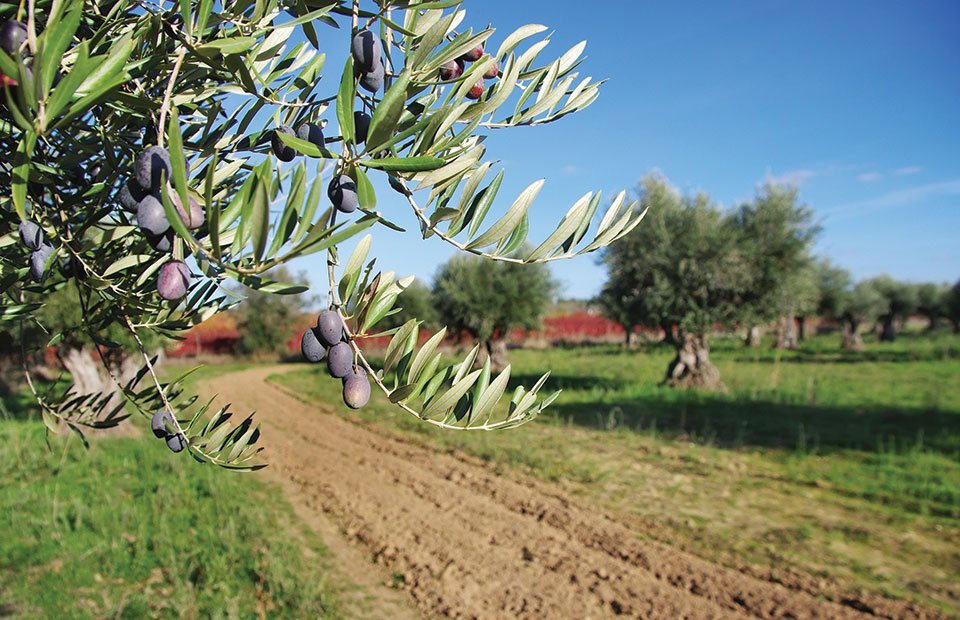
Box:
[201, 366, 938, 620]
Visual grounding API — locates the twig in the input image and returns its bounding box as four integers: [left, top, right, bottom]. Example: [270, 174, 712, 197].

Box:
[157, 50, 186, 148]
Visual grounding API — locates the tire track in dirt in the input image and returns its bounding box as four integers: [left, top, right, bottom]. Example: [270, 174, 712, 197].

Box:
[202, 366, 942, 620]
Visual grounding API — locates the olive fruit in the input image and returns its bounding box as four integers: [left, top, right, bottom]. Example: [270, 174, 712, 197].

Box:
[136, 194, 170, 236]
[118, 179, 148, 213]
[301, 327, 327, 363]
[439, 59, 464, 81]
[326, 342, 353, 379]
[134, 146, 172, 191]
[151, 410, 175, 438]
[316, 310, 344, 347]
[354, 112, 371, 144]
[342, 372, 371, 409]
[327, 175, 359, 213]
[351, 31, 382, 73]
[296, 123, 325, 154]
[271, 125, 297, 162]
[461, 44, 484, 62]
[146, 230, 174, 252]
[18, 220, 42, 250]
[29, 244, 54, 282]
[358, 59, 384, 94]
[466, 79, 484, 100]
[0, 20, 26, 55]
[171, 191, 205, 229]
[166, 432, 187, 453]
[157, 260, 191, 301]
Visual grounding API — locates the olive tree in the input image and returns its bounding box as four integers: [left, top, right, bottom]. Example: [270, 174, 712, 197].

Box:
[236, 267, 313, 356]
[1, 0, 645, 466]
[866, 276, 918, 341]
[946, 279, 960, 333]
[729, 185, 819, 348]
[599, 175, 750, 390]
[839, 280, 887, 351]
[915, 282, 948, 331]
[433, 252, 555, 372]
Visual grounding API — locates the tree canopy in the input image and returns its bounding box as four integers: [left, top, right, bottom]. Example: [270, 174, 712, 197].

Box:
[1, 0, 644, 466]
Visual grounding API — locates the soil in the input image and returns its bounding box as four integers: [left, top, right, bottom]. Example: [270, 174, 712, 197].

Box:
[201, 366, 942, 620]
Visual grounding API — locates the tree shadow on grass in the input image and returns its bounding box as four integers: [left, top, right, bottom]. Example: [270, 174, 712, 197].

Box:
[510, 373, 960, 458]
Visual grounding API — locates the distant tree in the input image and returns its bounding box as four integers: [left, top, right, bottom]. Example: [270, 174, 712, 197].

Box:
[840, 281, 888, 351]
[866, 276, 919, 341]
[599, 175, 751, 390]
[916, 282, 948, 331]
[236, 268, 314, 356]
[433, 254, 556, 371]
[774, 262, 819, 347]
[814, 259, 853, 326]
[598, 177, 683, 347]
[731, 185, 820, 348]
[946, 280, 960, 334]
[379, 281, 439, 332]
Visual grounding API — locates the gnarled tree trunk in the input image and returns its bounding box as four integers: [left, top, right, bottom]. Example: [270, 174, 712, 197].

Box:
[879, 315, 896, 342]
[665, 332, 724, 391]
[842, 321, 864, 351]
[623, 329, 634, 348]
[797, 316, 807, 342]
[744, 325, 761, 348]
[476, 337, 509, 373]
[774, 315, 798, 350]
[660, 320, 677, 347]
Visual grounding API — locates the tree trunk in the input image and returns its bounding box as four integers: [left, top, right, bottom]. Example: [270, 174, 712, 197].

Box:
[879, 315, 896, 342]
[744, 325, 761, 347]
[774, 315, 798, 350]
[797, 316, 807, 341]
[665, 332, 724, 391]
[623, 329, 634, 348]
[61, 347, 109, 395]
[842, 321, 864, 351]
[660, 320, 677, 347]
[477, 338, 509, 373]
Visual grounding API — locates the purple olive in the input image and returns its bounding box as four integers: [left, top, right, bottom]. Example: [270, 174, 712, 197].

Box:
[343, 373, 371, 409]
[18, 220, 42, 251]
[0, 21, 26, 55]
[271, 125, 297, 162]
[157, 260, 191, 301]
[134, 146, 172, 191]
[151, 410, 175, 438]
[301, 328, 327, 363]
[136, 194, 170, 237]
[119, 179, 149, 213]
[351, 31, 382, 73]
[326, 342, 353, 379]
[327, 175, 358, 214]
[166, 432, 187, 453]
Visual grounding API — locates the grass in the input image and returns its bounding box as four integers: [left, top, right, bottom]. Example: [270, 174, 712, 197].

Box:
[271, 329, 960, 614]
[0, 362, 342, 619]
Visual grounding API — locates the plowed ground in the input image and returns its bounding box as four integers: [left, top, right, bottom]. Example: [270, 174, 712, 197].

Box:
[201, 367, 942, 620]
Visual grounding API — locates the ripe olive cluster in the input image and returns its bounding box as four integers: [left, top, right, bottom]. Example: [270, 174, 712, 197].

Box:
[438, 42, 500, 100]
[301, 310, 371, 409]
[151, 410, 187, 453]
[119, 146, 199, 301]
[0, 19, 28, 88]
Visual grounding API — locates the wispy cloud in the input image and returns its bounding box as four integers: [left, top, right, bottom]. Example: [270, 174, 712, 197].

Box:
[824, 178, 960, 217]
[763, 168, 817, 186]
[894, 166, 923, 177]
[562, 164, 579, 175]
[857, 171, 882, 182]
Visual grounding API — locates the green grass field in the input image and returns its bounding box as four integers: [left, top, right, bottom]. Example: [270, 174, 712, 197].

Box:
[0, 364, 342, 620]
[272, 330, 960, 613]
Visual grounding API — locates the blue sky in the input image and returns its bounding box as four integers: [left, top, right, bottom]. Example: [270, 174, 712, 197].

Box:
[288, 0, 960, 301]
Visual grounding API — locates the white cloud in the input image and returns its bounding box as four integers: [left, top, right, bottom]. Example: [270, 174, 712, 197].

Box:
[763, 168, 817, 186]
[562, 164, 579, 175]
[894, 166, 922, 176]
[857, 171, 882, 182]
[823, 178, 960, 217]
